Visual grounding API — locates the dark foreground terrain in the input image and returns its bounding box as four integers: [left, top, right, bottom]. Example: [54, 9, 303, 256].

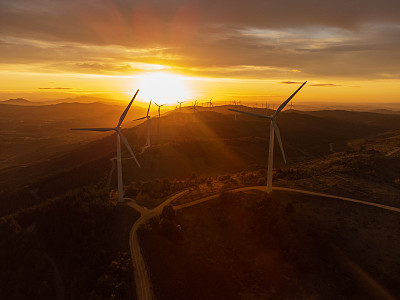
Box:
[140, 190, 400, 299]
[0, 106, 399, 298]
[0, 187, 138, 300]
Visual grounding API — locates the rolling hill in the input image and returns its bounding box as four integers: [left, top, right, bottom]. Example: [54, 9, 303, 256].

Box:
[1, 106, 399, 216]
[0, 101, 147, 171]
[0, 105, 399, 299]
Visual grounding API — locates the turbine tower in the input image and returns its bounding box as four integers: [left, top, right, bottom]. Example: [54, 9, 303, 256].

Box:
[71, 90, 141, 202]
[229, 81, 307, 193]
[154, 102, 165, 118]
[134, 100, 152, 147]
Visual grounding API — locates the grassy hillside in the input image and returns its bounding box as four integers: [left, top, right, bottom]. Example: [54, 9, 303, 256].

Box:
[1, 108, 399, 216]
[0, 186, 138, 300]
[140, 189, 400, 299]
[0, 108, 400, 299]
[0, 102, 147, 171]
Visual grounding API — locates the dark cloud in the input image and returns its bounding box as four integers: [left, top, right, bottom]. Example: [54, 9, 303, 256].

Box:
[310, 83, 340, 87]
[1, 0, 400, 79]
[280, 81, 303, 84]
[2, 0, 399, 45]
[38, 87, 72, 89]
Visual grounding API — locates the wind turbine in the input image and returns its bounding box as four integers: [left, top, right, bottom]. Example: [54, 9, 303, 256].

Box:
[154, 102, 165, 118]
[191, 100, 198, 113]
[71, 90, 141, 202]
[233, 100, 238, 120]
[191, 101, 198, 121]
[134, 100, 152, 147]
[208, 98, 213, 107]
[177, 101, 184, 112]
[229, 81, 307, 193]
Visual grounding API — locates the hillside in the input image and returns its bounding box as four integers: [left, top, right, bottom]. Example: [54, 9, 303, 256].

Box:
[140, 189, 400, 299]
[0, 98, 40, 106]
[0, 101, 147, 171]
[0, 107, 398, 299]
[1, 107, 399, 216]
[0, 186, 138, 299]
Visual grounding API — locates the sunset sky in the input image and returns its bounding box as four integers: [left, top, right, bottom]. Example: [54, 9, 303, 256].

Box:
[1, 0, 400, 105]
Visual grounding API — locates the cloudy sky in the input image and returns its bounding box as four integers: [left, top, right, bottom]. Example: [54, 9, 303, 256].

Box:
[1, 0, 400, 104]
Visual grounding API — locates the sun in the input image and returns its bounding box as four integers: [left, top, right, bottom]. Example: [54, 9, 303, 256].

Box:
[137, 72, 191, 105]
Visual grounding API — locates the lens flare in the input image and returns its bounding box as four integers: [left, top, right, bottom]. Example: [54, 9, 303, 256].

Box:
[137, 72, 191, 105]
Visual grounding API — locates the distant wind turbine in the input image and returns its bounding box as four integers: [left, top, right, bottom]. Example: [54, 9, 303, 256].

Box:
[208, 98, 213, 107]
[191, 101, 198, 113]
[154, 102, 165, 118]
[177, 101, 184, 112]
[233, 100, 237, 120]
[191, 101, 198, 121]
[134, 100, 152, 148]
[71, 90, 141, 202]
[229, 81, 307, 193]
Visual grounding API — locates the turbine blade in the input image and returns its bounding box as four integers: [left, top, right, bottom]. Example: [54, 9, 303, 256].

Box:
[134, 116, 147, 121]
[71, 127, 115, 132]
[272, 120, 286, 164]
[228, 109, 271, 119]
[119, 132, 141, 168]
[117, 89, 139, 127]
[273, 81, 307, 118]
[147, 100, 152, 117]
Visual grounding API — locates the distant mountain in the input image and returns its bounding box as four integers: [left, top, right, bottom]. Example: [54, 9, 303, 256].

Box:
[0, 96, 121, 106]
[0, 101, 143, 121]
[370, 109, 400, 115]
[47, 95, 118, 105]
[0, 98, 40, 106]
[0, 101, 147, 180]
[298, 109, 400, 130]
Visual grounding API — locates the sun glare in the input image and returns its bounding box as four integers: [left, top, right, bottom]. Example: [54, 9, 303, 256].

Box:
[137, 73, 191, 105]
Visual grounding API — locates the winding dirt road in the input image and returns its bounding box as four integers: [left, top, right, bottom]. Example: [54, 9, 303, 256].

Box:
[129, 186, 400, 300]
[385, 147, 400, 157]
[127, 191, 188, 300]
[175, 186, 400, 213]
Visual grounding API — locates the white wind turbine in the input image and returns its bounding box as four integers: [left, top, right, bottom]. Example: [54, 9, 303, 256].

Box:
[154, 102, 165, 118]
[134, 100, 152, 147]
[233, 100, 238, 120]
[192, 100, 198, 113]
[71, 90, 141, 202]
[177, 101, 184, 112]
[191, 101, 198, 119]
[229, 81, 307, 193]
